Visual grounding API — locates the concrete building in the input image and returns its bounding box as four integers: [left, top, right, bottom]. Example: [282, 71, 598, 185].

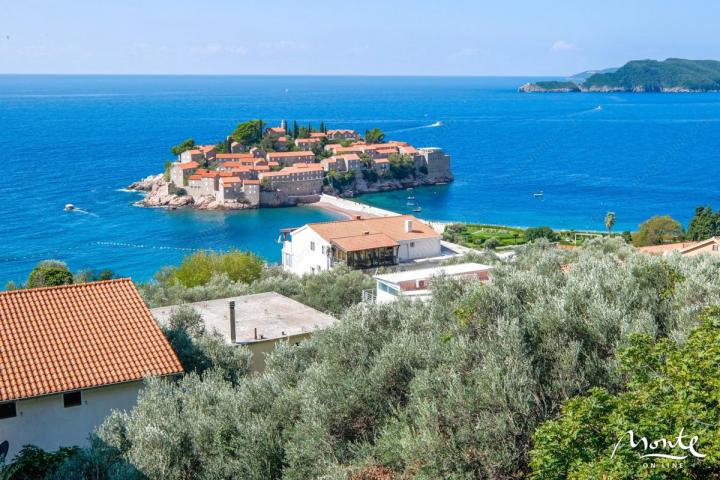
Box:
[259, 163, 324, 196]
[280, 215, 441, 275]
[295, 138, 321, 150]
[170, 161, 200, 187]
[0, 280, 182, 461]
[638, 237, 720, 257]
[179, 148, 205, 164]
[373, 263, 492, 303]
[266, 151, 316, 166]
[326, 129, 359, 141]
[151, 292, 335, 372]
[417, 147, 452, 176]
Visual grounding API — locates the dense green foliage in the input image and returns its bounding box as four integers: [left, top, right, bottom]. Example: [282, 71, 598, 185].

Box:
[583, 58, 720, 92]
[532, 81, 581, 91]
[170, 138, 195, 156]
[162, 306, 251, 384]
[13, 239, 719, 479]
[231, 119, 263, 146]
[530, 306, 720, 479]
[171, 250, 264, 288]
[387, 153, 415, 179]
[632, 215, 684, 246]
[443, 223, 526, 248]
[525, 226, 558, 242]
[25, 260, 74, 288]
[686, 205, 720, 240]
[364, 128, 385, 144]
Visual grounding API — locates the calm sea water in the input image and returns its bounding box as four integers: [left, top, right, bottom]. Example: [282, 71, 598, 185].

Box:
[2, 75, 720, 284]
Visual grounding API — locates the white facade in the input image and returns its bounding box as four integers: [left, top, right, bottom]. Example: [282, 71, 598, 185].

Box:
[1, 382, 142, 460]
[281, 221, 442, 276]
[374, 263, 492, 304]
[282, 226, 333, 275]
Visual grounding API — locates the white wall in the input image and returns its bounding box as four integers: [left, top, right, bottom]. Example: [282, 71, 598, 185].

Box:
[398, 237, 441, 261]
[0, 382, 142, 460]
[282, 227, 332, 275]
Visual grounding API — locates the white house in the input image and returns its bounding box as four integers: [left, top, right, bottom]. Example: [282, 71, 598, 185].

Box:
[0, 279, 183, 462]
[280, 215, 442, 276]
[373, 263, 492, 303]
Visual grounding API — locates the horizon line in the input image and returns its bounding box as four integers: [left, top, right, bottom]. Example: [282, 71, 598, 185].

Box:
[0, 72, 569, 78]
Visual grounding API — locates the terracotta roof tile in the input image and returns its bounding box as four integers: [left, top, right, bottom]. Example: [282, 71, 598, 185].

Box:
[0, 279, 183, 401]
[331, 233, 399, 252]
[308, 215, 439, 243]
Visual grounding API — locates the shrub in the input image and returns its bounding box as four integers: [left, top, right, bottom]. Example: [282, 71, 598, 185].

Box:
[525, 226, 558, 242]
[26, 260, 73, 288]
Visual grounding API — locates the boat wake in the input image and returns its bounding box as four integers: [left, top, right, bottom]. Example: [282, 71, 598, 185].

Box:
[386, 121, 443, 134]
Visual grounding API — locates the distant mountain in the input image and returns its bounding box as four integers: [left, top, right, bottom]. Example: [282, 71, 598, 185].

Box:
[519, 59, 720, 93]
[568, 67, 618, 82]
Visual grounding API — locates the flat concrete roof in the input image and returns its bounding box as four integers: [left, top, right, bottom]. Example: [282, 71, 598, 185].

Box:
[374, 262, 491, 285]
[151, 292, 336, 345]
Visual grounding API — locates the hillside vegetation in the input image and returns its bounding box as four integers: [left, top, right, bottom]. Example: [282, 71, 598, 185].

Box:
[583, 58, 720, 92]
[8, 239, 720, 479]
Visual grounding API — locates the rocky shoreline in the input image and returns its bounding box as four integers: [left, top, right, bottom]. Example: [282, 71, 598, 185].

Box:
[128, 172, 453, 211]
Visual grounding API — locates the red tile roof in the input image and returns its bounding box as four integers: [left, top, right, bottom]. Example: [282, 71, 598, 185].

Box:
[244, 179, 260, 185]
[308, 215, 438, 243]
[177, 161, 200, 170]
[331, 233, 399, 252]
[0, 279, 183, 402]
[266, 151, 315, 159]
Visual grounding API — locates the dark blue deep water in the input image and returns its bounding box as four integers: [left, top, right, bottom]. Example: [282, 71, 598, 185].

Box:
[2, 75, 720, 283]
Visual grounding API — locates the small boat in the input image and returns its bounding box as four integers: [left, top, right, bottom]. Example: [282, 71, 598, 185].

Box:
[64, 203, 75, 211]
[406, 201, 415, 206]
[533, 191, 544, 197]
[406, 187, 414, 191]
[407, 196, 415, 200]
[413, 206, 422, 212]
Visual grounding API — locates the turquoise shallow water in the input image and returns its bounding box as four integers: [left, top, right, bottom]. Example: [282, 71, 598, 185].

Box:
[2, 75, 720, 284]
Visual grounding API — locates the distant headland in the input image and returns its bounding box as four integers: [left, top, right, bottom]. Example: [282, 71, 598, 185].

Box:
[519, 58, 720, 93]
[129, 119, 453, 210]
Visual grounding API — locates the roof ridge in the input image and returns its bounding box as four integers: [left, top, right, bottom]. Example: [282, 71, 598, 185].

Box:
[307, 213, 413, 228]
[0, 277, 133, 296]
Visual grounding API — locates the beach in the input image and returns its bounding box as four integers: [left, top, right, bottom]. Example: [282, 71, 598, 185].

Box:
[309, 194, 400, 220]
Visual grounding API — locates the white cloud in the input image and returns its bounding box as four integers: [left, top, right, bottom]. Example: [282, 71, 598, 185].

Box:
[551, 40, 577, 52]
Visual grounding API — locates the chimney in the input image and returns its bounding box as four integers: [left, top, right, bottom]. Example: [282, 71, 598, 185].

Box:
[405, 219, 413, 233]
[228, 301, 236, 343]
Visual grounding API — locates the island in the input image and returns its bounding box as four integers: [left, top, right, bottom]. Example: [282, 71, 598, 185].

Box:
[129, 119, 453, 210]
[519, 58, 720, 93]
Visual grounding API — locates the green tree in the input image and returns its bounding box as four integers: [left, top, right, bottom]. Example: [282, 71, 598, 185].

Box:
[632, 215, 684, 246]
[364, 128, 385, 144]
[604, 211, 616, 235]
[26, 260, 74, 288]
[170, 138, 195, 156]
[292, 120, 299, 139]
[217, 250, 264, 284]
[530, 306, 720, 479]
[387, 153, 414, 179]
[231, 120, 263, 146]
[525, 226, 558, 242]
[319, 121, 326, 133]
[173, 251, 216, 288]
[686, 206, 716, 241]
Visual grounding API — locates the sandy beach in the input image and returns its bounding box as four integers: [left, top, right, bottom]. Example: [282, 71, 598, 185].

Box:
[309, 194, 400, 220]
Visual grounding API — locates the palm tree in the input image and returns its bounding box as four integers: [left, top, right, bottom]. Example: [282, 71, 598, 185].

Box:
[605, 211, 616, 235]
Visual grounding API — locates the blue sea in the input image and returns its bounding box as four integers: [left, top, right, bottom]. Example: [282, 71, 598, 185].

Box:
[2, 75, 720, 284]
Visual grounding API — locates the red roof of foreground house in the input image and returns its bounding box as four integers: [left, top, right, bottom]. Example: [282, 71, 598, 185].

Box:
[307, 215, 439, 244]
[0, 279, 183, 402]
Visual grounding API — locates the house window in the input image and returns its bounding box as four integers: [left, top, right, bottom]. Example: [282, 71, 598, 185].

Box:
[713, 244, 719, 251]
[63, 391, 82, 408]
[310, 241, 315, 251]
[410, 242, 415, 247]
[0, 402, 16, 419]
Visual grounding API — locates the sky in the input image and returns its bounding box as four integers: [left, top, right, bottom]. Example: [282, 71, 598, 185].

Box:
[1, 0, 719, 76]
